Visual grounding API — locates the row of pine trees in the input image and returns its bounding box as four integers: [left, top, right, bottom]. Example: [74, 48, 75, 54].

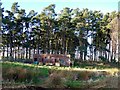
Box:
[1, 2, 119, 62]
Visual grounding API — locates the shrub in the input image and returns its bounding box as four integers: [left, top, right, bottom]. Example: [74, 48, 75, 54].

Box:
[2, 56, 14, 62]
[5, 68, 16, 81]
[3, 67, 27, 82]
[51, 74, 62, 85]
[15, 67, 27, 81]
[77, 71, 91, 81]
[58, 70, 77, 81]
[43, 72, 64, 88]
[65, 80, 83, 88]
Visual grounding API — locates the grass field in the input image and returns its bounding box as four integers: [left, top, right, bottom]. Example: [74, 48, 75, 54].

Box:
[1, 61, 120, 89]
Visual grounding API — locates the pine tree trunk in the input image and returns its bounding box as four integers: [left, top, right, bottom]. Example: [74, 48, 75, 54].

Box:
[15, 48, 17, 60]
[10, 32, 13, 57]
[26, 47, 28, 59]
[57, 40, 60, 54]
[94, 49, 96, 61]
[10, 45, 12, 57]
[18, 47, 20, 58]
[20, 48, 23, 59]
[28, 48, 31, 59]
[34, 48, 35, 54]
[63, 36, 65, 54]
[2, 46, 5, 58]
[37, 44, 39, 54]
[80, 51, 83, 61]
[7, 45, 9, 58]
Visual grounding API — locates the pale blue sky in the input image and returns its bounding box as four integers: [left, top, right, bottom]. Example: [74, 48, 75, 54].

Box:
[1, 0, 120, 14]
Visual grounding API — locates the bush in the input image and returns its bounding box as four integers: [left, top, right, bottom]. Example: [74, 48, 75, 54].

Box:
[43, 72, 64, 88]
[65, 80, 83, 88]
[2, 64, 42, 83]
[99, 56, 107, 62]
[77, 71, 90, 81]
[15, 67, 27, 81]
[5, 68, 16, 81]
[3, 67, 27, 82]
[2, 56, 14, 62]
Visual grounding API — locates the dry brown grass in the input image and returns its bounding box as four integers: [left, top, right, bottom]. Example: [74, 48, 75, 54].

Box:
[6, 68, 16, 80]
[16, 67, 27, 81]
[42, 72, 65, 88]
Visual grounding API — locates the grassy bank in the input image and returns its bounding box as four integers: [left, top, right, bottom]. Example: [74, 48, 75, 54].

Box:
[1, 61, 119, 89]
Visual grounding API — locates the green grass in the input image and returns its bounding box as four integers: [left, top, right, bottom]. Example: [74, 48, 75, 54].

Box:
[65, 80, 84, 88]
[2, 61, 49, 86]
[1, 61, 119, 88]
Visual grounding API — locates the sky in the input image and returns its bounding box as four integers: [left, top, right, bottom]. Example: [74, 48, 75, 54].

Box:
[1, 0, 120, 15]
